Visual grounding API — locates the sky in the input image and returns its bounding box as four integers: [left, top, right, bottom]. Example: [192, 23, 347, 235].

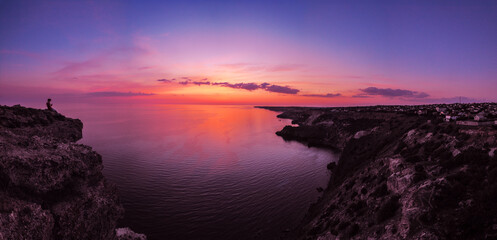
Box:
[1, 0, 496, 106]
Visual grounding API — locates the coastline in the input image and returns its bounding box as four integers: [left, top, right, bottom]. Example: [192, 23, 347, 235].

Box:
[3, 103, 497, 239]
[0, 105, 145, 240]
[260, 104, 497, 239]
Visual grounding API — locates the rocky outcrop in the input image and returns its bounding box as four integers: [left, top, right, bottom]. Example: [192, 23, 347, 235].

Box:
[116, 228, 147, 240]
[262, 106, 497, 240]
[0, 105, 145, 240]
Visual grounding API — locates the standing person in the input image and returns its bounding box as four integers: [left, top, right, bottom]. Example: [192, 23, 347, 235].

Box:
[46, 98, 53, 111]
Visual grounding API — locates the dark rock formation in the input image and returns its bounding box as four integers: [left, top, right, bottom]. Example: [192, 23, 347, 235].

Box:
[0, 105, 145, 240]
[116, 228, 147, 240]
[262, 106, 497, 240]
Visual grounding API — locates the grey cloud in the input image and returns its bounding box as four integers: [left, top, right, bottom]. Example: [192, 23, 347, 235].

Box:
[157, 78, 172, 82]
[192, 81, 210, 86]
[211, 82, 229, 86]
[351, 94, 372, 98]
[222, 82, 261, 91]
[158, 77, 300, 95]
[360, 87, 429, 98]
[260, 82, 271, 88]
[303, 93, 342, 98]
[265, 85, 300, 94]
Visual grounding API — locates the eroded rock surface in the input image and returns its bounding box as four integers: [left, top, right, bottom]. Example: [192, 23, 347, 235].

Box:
[262, 106, 497, 240]
[116, 228, 147, 240]
[0, 105, 145, 239]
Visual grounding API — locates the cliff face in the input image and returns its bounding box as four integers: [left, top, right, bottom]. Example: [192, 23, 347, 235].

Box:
[263, 107, 497, 240]
[0, 105, 145, 240]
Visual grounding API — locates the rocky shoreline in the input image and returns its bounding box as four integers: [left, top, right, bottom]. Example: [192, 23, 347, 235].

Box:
[260, 105, 497, 239]
[0, 105, 145, 240]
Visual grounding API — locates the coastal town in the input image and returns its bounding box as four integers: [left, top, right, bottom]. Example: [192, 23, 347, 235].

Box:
[320, 102, 497, 127]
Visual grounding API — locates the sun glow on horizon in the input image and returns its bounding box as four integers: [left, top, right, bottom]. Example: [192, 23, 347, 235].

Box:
[1, 1, 496, 106]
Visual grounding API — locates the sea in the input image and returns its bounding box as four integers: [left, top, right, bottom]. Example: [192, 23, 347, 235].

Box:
[57, 104, 338, 240]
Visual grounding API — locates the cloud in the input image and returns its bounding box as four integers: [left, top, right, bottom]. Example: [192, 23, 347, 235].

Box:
[260, 82, 271, 88]
[265, 85, 300, 94]
[52, 46, 148, 76]
[157, 78, 173, 82]
[211, 82, 229, 86]
[360, 87, 429, 98]
[351, 94, 372, 98]
[302, 93, 342, 98]
[162, 78, 300, 95]
[87, 91, 155, 97]
[217, 82, 299, 94]
[192, 81, 210, 86]
[219, 82, 261, 91]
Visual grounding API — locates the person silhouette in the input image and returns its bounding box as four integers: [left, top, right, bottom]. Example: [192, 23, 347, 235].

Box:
[46, 98, 54, 111]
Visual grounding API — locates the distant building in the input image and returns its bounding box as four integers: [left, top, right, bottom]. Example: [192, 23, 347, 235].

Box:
[436, 107, 447, 113]
[418, 110, 427, 115]
[474, 114, 486, 121]
[445, 115, 458, 122]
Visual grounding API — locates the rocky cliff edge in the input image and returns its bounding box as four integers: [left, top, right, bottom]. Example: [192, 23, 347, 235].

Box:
[262, 106, 497, 240]
[0, 105, 145, 240]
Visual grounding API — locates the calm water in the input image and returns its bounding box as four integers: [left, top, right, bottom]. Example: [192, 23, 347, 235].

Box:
[59, 104, 338, 240]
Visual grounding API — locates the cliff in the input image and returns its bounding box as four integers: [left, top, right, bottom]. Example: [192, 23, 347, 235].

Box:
[0, 105, 145, 240]
[261, 106, 497, 240]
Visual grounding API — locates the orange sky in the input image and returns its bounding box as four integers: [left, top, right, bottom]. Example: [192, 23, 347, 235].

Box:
[1, 1, 496, 106]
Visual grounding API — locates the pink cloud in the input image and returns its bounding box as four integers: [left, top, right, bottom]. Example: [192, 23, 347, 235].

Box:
[51, 46, 151, 79]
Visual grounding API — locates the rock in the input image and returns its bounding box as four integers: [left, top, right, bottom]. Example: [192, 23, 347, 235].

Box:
[0, 195, 54, 240]
[327, 162, 337, 171]
[387, 158, 415, 195]
[452, 148, 461, 157]
[116, 228, 147, 240]
[0, 105, 144, 239]
[316, 231, 337, 240]
[489, 147, 497, 157]
[266, 106, 497, 239]
[353, 130, 368, 139]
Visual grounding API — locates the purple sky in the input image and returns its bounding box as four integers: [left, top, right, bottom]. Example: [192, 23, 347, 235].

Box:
[1, 0, 496, 106]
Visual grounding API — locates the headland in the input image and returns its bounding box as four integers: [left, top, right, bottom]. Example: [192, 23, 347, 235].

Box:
[260, 103, 497, 239]
[0, 105, 145, 240]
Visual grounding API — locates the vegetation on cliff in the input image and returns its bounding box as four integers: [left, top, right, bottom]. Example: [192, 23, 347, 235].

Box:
[262, 106, 497, 240]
